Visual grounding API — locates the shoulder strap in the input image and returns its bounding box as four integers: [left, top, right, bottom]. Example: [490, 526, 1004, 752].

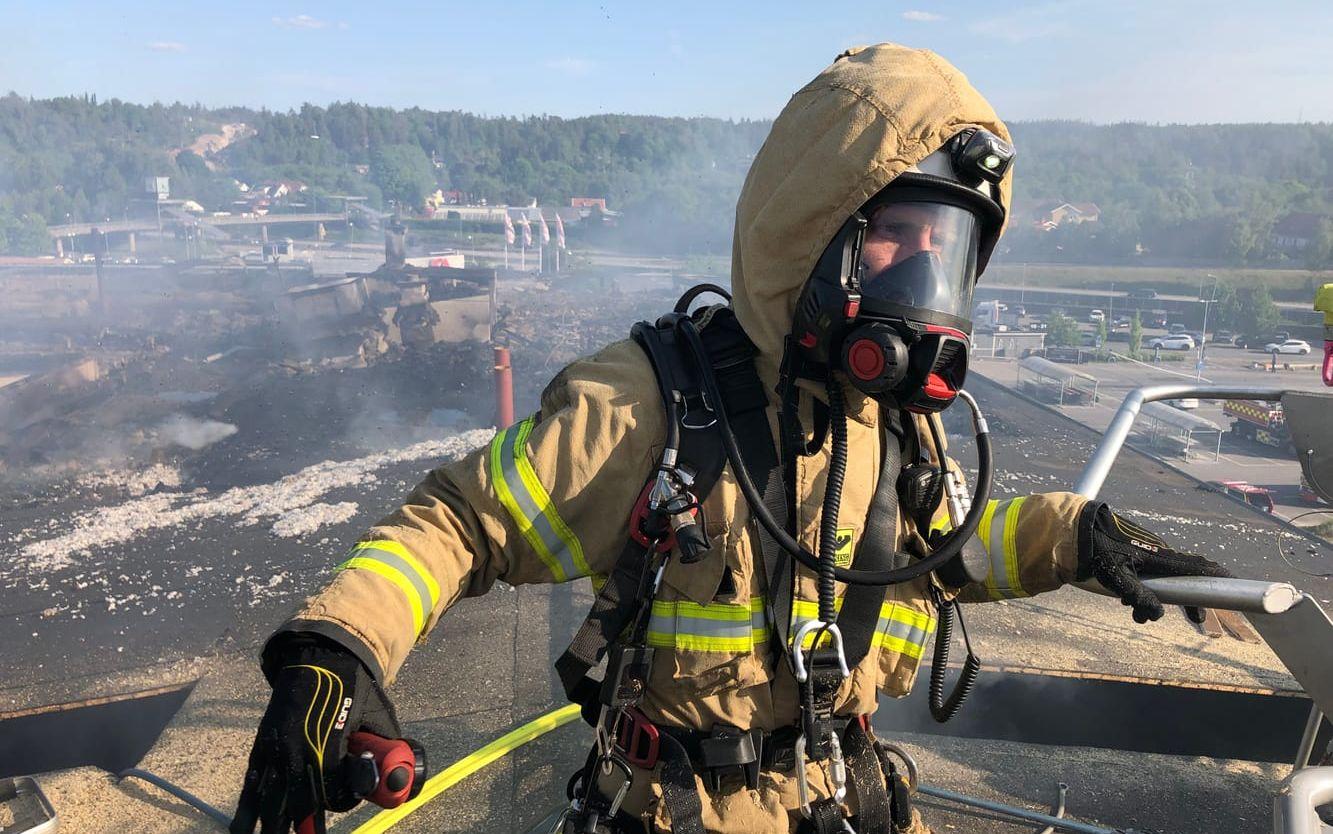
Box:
[554, 306, 772, 720]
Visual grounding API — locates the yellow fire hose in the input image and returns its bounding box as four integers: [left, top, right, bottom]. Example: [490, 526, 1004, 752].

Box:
[350, 703, 582, 834]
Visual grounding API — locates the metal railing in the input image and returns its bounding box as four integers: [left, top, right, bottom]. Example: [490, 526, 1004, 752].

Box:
[1071, 384, 1332, 832]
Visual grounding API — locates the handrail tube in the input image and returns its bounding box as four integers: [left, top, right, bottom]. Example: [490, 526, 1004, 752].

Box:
[1273, 767, 1333, 834]
[1074, 577, 1300, 615]
[1073, 384, 1289, 499]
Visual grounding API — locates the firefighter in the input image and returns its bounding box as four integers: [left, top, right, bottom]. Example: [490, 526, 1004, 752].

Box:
[232, 44, 1247, 834]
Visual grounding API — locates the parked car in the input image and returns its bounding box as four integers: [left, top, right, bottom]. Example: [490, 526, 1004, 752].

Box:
[1148, 334, 1196, 350]
[1088, 309, 1105, 323]
[1150, 312, 1169, 328]
[1215, 330, 1234, 343]
[1128, 288, 1159, 299]
[1264, 338, 1312, 355]
[1112, 315, 1132, 329]
[1206, 480, 1276, 514]
[1011, 305, 1027, 316]
[1168, 323, 1187, 335]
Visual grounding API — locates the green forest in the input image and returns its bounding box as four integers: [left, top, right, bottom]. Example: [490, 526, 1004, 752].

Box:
[1, 93, 1331, 265]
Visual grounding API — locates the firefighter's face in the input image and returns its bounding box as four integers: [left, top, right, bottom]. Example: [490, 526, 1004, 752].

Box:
[861, 203, 949, 276]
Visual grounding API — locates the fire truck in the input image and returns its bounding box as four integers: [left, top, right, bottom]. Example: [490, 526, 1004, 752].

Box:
[1223, 400, 1293, 450]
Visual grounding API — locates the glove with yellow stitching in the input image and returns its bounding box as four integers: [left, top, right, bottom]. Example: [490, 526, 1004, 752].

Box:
[1077, 502, 1233, 625]
[231, 635, 401, 833]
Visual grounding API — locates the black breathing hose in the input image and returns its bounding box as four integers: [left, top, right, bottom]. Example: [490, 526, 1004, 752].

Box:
[817, 378, 847, 622]
[928, 600, 981, 723]
[675, 316, 994, 586]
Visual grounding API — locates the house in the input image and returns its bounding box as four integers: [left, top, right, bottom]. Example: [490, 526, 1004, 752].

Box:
[1033, 201, 1101, 231]
[1270, 212, 1327, 252]
[570, 197, 608, 213]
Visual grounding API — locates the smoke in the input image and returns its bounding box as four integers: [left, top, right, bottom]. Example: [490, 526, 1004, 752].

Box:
[154, 414, 238, 450]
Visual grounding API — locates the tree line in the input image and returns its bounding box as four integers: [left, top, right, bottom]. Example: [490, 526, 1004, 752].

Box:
[1, 93, 1330, 264]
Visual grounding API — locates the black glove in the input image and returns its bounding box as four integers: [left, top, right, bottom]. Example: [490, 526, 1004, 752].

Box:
[231, 634, 401, 834]
[1077, 502, 1232, 624]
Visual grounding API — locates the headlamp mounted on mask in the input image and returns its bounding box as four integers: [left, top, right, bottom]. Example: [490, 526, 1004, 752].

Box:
[790, 129, 1011, 413]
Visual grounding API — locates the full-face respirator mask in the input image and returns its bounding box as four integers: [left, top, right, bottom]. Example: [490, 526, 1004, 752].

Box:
[791, 128, 1013, 412]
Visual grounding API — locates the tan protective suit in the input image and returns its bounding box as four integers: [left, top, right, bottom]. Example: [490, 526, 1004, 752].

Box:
[277, 44, 1087, 833]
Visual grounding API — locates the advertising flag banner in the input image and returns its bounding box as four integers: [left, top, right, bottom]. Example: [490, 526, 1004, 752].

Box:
[536, 209, 550, 245]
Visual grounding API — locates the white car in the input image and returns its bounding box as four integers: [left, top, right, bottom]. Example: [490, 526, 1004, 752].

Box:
[1088, 309, 1105, 323]
[1148, 334, 1195, 350]
[1263, 339, 1312, 355]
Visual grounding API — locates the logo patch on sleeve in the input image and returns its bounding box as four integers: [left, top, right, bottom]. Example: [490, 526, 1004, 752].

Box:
[835, 528, 856, 567]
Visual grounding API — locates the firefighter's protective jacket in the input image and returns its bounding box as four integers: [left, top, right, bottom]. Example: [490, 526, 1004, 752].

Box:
[276, 44, 1087, 831]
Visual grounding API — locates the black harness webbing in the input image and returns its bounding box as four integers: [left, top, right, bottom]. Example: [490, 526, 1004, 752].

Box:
[830, 413, 904, 669]
[554, 308, 769, 722]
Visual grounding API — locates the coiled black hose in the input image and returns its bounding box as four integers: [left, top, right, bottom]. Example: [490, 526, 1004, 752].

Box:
[817, 378, 847, 622]
[928, 600, 981, 723]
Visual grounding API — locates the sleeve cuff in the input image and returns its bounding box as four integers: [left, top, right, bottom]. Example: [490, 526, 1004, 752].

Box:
[264, 618, 386, 684]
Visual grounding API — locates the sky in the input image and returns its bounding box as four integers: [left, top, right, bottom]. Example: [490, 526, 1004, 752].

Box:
[3, 1, 1332, 124]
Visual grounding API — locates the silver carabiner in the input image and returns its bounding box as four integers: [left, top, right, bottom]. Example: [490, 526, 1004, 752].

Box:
[794, 733, 812, 818]
[596, 754, 633, 818]
[828, 730, 847, 803]
[790, 620, 851, 682]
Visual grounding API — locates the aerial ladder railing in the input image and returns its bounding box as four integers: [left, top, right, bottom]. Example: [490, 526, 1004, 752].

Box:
[1073, 383, 1333, 834]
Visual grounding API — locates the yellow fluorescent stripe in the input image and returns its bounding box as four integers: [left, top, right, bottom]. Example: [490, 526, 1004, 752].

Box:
[489, 427, 564, 580]
[930, 513, 952, 533]
[1002, 497, 1028, 598]
[883, 605, 936, 631]
[339, 556, 425, 634]
[351, 541, 441, 611]
[646, 631, 768, 652]
[872, 633, 927, 659]
[513, 419, 591, 577]
[978, 499, 1003, 601]
[650, 601, 754, 621]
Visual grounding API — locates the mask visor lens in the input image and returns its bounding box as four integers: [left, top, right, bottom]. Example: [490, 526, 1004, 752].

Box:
[859, 202, 980, 319]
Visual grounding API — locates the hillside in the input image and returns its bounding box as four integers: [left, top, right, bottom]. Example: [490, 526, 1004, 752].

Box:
[1, 94, 1331, 265]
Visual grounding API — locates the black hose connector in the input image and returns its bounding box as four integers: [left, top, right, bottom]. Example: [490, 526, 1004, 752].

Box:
[928, 600, 981, 723]
[817, 378, 847, 622]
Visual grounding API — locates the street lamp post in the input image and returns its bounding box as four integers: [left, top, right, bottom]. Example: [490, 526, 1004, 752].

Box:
[1196, 274, 1219, 381]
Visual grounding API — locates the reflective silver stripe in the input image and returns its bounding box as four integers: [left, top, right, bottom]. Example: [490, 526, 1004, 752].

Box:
[982, 498, 1028, 599]
[646, 598, 768, 652]
[873, 605, 936, 659]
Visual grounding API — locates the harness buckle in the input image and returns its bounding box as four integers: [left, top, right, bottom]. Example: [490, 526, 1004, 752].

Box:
[600, 644, 656, 708]
[790, 621, 851, 682]
[679, 390, 717, 430]
[697, 725, 763, 791]
[613, 707, 660, 769]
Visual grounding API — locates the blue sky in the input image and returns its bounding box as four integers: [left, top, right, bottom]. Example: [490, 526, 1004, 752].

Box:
[3, 1, 1331, 123]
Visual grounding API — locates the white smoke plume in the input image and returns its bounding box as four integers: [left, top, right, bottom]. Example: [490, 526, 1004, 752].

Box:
[155, 414, 238, 450]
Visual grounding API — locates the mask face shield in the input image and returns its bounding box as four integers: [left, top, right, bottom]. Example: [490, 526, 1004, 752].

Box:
[857, 199, 982, 328]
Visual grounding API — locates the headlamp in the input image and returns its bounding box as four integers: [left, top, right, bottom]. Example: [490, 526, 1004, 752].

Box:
[948, 129, 1014, 187]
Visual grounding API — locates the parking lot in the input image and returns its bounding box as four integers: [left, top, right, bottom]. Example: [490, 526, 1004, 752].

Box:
[972, 340, 1329, 529]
